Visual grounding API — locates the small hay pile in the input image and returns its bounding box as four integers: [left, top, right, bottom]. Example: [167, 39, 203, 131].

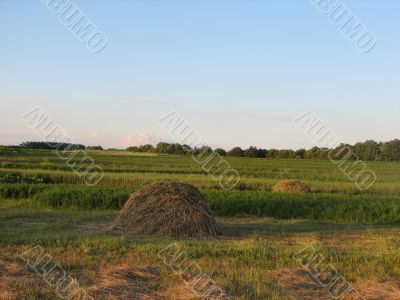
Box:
[272, 180, 311, 193]
[113, 181, 220, 238]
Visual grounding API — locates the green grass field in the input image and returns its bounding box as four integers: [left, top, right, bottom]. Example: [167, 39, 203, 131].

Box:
[1, 149, 400, 299]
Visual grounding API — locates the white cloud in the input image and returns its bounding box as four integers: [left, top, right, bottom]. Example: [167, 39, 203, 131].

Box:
[120, 133, 160, 148]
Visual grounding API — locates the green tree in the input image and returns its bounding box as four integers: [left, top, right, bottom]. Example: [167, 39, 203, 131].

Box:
[295, 149, 306, 159]
[381, 139, 400, 161]
[244, 146, 258, 158]
[214, 148, 226, 156]
[256, 148, 267, 158]
[304, 147, 321, 159]
[227, 147, 244, 157]
[86, 145, 103, 150]
[267, 149, 278, 159]
[277, 149, 296, 159]
[353, 140, 380, 161]
[155, 142, 169, 153]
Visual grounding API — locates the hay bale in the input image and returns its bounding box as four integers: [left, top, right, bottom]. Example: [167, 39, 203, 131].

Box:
[113, 181, 220, 238]
[272, 180, 311, 193]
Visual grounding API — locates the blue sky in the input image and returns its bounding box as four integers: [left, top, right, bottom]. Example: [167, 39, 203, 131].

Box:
[1, 0, 399, 149]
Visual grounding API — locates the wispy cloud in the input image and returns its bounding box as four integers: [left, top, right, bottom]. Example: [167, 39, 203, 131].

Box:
[127, 99, 174, 107]
[127, 99, 291, 123]
[127, 98, 193, 110]
[235, 112, 292, 123]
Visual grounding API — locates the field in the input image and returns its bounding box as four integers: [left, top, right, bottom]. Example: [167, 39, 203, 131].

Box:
[1, 148, 400, 299]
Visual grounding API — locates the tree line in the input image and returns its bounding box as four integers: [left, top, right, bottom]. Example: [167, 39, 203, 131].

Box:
[127, 140, 400, 162]
[16, 139, 400, 162]
[20, 141, 86, 150]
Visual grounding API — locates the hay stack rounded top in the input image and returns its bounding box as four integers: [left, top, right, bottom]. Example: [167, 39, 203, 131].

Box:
[272, 180, 311, 193]
[113, 181, 220, 238]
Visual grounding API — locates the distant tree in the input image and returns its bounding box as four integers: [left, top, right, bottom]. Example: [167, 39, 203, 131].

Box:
[117, 139, 400, 161]
[227, 147, 244, 157]
[353, 140, 380, 161]
[86, 145, 103, 150]
[155, 142, 169, 154]
[318, 149, 329, 160]
[140, 144, 155, 152]
[20, 141, 85, 150]
[126, 146, 139, 152]
[304, 147, 321, 160]
[267, 149, 278, 159]
[244, 146, 258, 158]
[214, 148, 227, 156]
[329, 144, 354, 160]
[166, 143, 177, 154]
[182, 144, 192, 155]
[256, 148, 267, 158]
[295, 148, 306, 159]
[193, 146, 213, 157]
[381, 139, 400, 161]
[126, 144, 154, 152]
[277, 149, 296, 159]
[173, 143, 185, 155]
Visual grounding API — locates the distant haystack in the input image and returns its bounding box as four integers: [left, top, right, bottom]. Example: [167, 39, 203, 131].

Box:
[113, 181, 220, 238]
[272, 180, 311, 193]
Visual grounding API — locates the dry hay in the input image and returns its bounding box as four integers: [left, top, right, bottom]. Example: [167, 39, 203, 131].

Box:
[89, 265, 161, 300]
[89, 265, 202, 300]
[272, 268, 332, 299]
[272, 179, 311, 193]
[354, 281, 400, 300]
[272, 267, 400, 300]
[0, 260, 43, 300]
[113, 181, 220, 238]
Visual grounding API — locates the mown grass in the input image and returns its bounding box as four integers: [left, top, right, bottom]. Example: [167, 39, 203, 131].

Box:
[1, 201, 400, 299]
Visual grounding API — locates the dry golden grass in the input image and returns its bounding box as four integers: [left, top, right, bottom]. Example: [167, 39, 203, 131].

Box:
[271, 267, 400, 300]
[89, 264, 160, 299]
[0, 260, 43, 300]
[272, 180, 311, 193]
[271, 268, 332, 299]
[89, 265, 202, 300]
[354, 281, 400, 300]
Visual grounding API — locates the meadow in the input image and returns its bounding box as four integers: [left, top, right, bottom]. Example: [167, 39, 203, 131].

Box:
[1, 148, 400, 299]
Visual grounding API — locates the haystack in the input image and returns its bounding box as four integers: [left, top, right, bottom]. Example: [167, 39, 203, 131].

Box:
[272, 180, 311, 193]
[113, 181, 220, 238]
